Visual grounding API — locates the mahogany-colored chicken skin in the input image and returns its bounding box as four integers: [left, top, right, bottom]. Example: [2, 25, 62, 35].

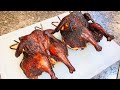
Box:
[20, 52, 56, 79]
[44, 29, 75, 73]
[49, 37, 75, 73]
[43, 29, 75, 73]
[15, 29, 75, 79]
[52, 11, 114, 51]
[83, 13, 114, 42]
[15, 30, 57, 79]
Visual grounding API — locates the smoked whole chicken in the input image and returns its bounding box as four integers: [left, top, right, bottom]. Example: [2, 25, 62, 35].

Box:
[10, 11, 115, 79]
[15, 29, 75, 79]
[52, 11, 114, 51]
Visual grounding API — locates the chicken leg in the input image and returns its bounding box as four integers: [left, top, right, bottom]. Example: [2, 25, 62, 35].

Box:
[81, 27, 102, 51]
[49, 38, 75, 73]
[84, 13, 114, 41]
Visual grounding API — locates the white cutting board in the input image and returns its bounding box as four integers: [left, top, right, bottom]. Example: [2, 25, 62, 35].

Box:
[0, 12, 120, 79]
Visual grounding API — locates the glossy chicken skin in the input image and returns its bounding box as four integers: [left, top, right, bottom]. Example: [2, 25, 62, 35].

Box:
[49, 37, 75, 73]
[53, 11, 114, 51]
[15, 29, 75, 79]
[15, 30, 57, 79]
[83, 13, 114, 42]
[45, 29, 75, 73]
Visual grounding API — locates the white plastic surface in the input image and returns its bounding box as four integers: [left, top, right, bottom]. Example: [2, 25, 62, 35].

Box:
[0, 12, 120, 79]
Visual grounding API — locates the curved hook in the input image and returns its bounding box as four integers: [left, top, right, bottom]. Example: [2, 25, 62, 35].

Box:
[51, 22, 59, 27]
[57, 16, 61, 21]
[10, 40, 19, 50]
[40, 23, 43, 30]
[34, 23, 43, 30]
[34, 26, 41, 30]
[51, 16, 61, 27]
[14, 40, 19, 43]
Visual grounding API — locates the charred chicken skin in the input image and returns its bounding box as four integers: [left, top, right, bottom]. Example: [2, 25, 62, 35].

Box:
[52, 11, 114, 51]
[15, 29, 75, 79]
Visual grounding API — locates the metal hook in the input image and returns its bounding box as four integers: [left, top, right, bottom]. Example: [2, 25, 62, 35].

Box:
[40, 23, 43, 30]
[51, 16, 61, 27]
[57, 16, 61, 21]
[34, 26, 41, 30]
[34, 23, 43, 30]
[14, 40, 19, 43]
[51, 22, 59, 27]
[10, 40, 19, 50]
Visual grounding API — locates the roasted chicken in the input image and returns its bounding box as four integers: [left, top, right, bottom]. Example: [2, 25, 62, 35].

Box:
[52, 11, 114, 51]
[15, 29, 75, 79]
[11, 11, 114, 79]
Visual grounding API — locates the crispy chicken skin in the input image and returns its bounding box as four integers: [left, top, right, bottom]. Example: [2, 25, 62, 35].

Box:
[49, 36, 75, 73]
[15, 29, 75, 79]
[53, 11, 114, 51]
[13, 11, 114, 79]
[15, 30, 57, 79]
